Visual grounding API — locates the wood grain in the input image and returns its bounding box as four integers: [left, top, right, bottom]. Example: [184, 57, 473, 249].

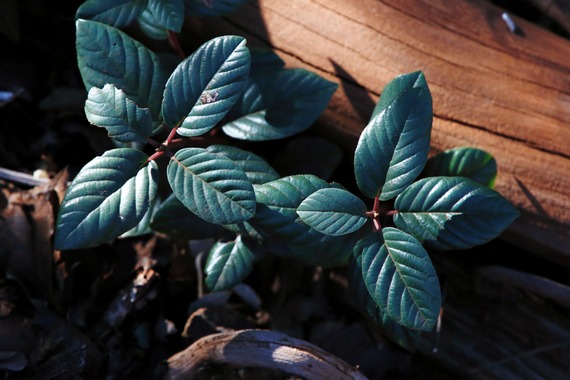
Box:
[186, 0, 570, 264]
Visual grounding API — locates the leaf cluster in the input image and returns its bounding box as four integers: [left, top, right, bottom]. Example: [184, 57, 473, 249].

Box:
[55, 1, 520, 350]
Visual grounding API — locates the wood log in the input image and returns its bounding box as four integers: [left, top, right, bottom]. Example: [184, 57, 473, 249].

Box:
[186, 0, 570, 264]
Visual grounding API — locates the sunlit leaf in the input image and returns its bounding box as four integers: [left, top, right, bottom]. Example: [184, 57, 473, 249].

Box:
[424, 147, 497, 188]
[85, 83, 153, 144]
[207, 145, 279, 185]
[355, 71, 432, 200]
[297, 188, 367, 236]
[162, 35, 250, 136]
[394, 176, 519, 250]
[359, 228, 441, 331]
[55, 149, 158, 250]
[167, 147, 256, 224]
[205, 235, 256, 291]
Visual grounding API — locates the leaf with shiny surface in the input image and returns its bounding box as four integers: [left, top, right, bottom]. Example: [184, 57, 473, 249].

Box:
[85, 84, 153, 144]
[205, 236, 255, 292]
[162, 35, 250, 136]
[355, 73, 432, 201]
[167, 147, 256, 225]
[360, 228, 441, 331]
[147, 0, 184, 32]
[297, 188, 367, 236]
[394, 176, 519, 250]
[55, 149, 158, 250]
[424, 147, 497, 188]
[206, 145, 279, 185]
[76, 0, 146, 27]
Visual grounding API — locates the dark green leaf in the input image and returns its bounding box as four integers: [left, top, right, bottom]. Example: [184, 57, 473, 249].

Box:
[424, 147, 497, 188]
[76, 19, 170, 120]
[206, 145, 279, 184]
[120, 197, 160, 238]
[222, 69, 337, 141]
[297, 188, 367, 236]
[84, 83, 153, 144]
[76, 0, 147, 27]
[272, 137, 343, 180]
[150, 193, 227, 239]
[372, 71, 429, 118]
[137, 7, 168, 40]
[355, 72, 432, 200]
[394, 176, 520, 250]
[55, 149, 158, 250]
[360, 228, 441, 331]
[249, 48, 285, 76]
[167, 147, 256, 225]
[184, 0, 249, 17]
[162, 35, 250, 136]
[205, 236, 255, 291]
[348, 250, 420, 350]
[147, 0, 184, 32]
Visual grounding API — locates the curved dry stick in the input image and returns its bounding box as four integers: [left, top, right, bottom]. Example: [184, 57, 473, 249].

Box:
[165, 329, 369, 380]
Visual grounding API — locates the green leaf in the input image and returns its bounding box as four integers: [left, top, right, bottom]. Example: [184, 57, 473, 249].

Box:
[205, 235, 255, 291]
[76, 19, 170, 120]
[137, 7, 168, 40]
[394, 176, 520, 250]
[76, 0, 147, 27]
[120, 197, 160, 238]
[272, 137, 343, 180]
[206, 145, 279, 185]
[249, 48, 285, 76]
[251, 175, 359, 266]
[355, 72, 432, 200]
[359, 228, 441, 331]
[55, 149, 158, 250]
[162, 35, 250, 136]
[348, 250, 420, 350]
[85, 84, 153, 144]
[150, 193, 227, 239]
[184, 0, 249, 17]
[372, 71, 429, 118]
[222, 69, 337, 141]
[297, 188, 367, 236]
[147, 0, 184, 32]
[424, 147, 497, 188]
[167, 147, 256, 225]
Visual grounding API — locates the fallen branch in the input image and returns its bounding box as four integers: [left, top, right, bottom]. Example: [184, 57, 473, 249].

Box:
[165, 329, 368, 380]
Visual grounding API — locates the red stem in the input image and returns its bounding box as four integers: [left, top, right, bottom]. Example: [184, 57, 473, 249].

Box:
[167, 31, 186, 59]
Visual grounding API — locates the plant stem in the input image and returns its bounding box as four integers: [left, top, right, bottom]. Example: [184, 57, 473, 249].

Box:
[167, 31, 186, 59]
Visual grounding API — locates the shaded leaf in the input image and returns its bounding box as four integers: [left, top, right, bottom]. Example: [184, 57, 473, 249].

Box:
[55, 149, 158, 250]
[355, 71, 432, 200]
[76, 0, 147, 28]
[394, 176, 519, 250]
[150, 193, 227, 239]
[162, 35, 250, 136]
[167, 147, 256, 225]
[360, 228, 441, 331]
[207, 145, 279, 184]
[424, 147, 497, 188]
[147, 0, 184, 32]
[184, 0, 249, 17]
[348, 250, 420, 351]
[272, 137, 343, 180]
[137, 7, 168, 40]
[222, 69, 337, 141]
[76, 19, 170, 120]
[297, 188, 367, 236]
[84, 83, 153, 144]
[205, 235, 255, 291]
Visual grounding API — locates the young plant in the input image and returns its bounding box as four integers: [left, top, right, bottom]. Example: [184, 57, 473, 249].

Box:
[55, 0, 519, 350]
